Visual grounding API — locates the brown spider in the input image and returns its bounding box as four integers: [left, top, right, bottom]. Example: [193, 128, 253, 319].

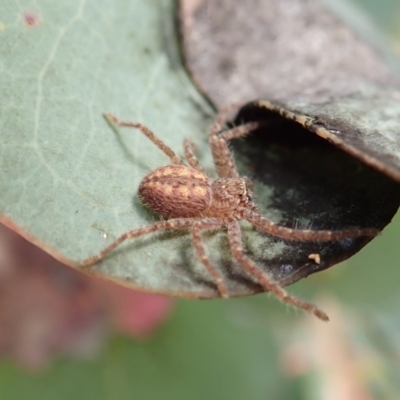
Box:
[82, 106, 379, 321]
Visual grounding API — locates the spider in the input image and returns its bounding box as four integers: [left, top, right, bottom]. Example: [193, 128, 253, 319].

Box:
[82, 106, 379, 321]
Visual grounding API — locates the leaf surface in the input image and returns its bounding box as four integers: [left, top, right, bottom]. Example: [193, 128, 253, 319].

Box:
[2, 0, 400, 299]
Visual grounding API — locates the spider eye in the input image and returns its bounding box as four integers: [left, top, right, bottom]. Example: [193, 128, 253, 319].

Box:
[241, 192, 252, 203]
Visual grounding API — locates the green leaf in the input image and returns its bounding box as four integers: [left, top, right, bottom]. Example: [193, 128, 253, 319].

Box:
[0, 0, 219, 295]
[2, 0, 399, 306]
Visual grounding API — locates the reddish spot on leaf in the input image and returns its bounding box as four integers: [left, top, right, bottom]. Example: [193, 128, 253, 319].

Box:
[23, 11, 40, 27]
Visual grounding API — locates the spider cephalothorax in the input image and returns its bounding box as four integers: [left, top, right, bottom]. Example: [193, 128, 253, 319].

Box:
[82, 106, 379, 321]
[209, 177, 258, 218]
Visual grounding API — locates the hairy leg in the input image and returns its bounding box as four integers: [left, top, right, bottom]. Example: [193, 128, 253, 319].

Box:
[208, 104, 242, 137]
[218, 122, 260, 141]
[81, 218, 200, 267]
[191, 219, 227, 297]
[183, 138, 206, 173]
[209, 121, 260, 178]
[227, 219, 329, 321]
[103, 113, 183, 165]
[242, 209, 380, 241]
[208, 105, 240, 178]
[208, 104, 260, 178]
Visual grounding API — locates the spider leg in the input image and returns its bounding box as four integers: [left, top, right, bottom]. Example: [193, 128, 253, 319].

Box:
[208, 104, 243, 178]
[183, 138, 206, 173]
[209, 105, 259, 178]
[209, 103, 247, 137]
[103, 113, 183, 165]
[218, 122, 260, 141]
[191, 219, 228, 297]
[210, 122, 260, 178]
[81, 218, 200, 267]
[226, 219, 329, 321]
[242, 209, 380, 241]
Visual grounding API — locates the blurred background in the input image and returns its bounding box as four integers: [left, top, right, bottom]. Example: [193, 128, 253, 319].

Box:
[2, 0, 400, 399]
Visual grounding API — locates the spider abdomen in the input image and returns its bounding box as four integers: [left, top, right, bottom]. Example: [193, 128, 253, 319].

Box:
[138, 164, 212, 219]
